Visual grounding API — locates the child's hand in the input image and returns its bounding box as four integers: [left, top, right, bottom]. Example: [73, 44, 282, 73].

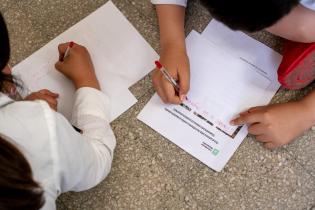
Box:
[2, 64, 11, 74]
[230, 101, 314, 149]
[55, 42, 100, 90]
[25, 89, 59, 111]
[152, 47, 190, 104]
[1, 65, 16, 96]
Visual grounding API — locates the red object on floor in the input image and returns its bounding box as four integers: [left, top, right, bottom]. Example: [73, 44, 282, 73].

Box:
[278, 40, 315, 90]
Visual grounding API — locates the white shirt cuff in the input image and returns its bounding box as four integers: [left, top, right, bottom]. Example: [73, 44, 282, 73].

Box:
[151, 0, 187, 7]
[71, 87, 110, 123]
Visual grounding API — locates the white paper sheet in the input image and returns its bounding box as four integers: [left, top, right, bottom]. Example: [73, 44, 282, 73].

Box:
[13, 58, 137, 121]
[13, 1, 158, 121]
[202, 20, 282, 80]
[138, 30, 282, 172]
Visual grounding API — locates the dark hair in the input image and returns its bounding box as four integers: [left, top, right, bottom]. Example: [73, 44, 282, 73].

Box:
[200, 0, 299, 32]
[0, 136, 44, 210]
[0, 12, 15, 94]
[0, 14, 44, 209]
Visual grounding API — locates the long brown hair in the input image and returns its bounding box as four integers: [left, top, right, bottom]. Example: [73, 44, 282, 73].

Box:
[0, 12, 14, 93]
[0, 12, 44, 209]
[0, 136, 44, 210]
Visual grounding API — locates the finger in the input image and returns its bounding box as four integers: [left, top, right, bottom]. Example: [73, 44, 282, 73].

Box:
[55, 61, 63, 71]
[25, 92, 45, 101]
[39, 89, 59, 98]
[239, 106, 265, 115]
[39, 94, 58, 107]
[161, 78, 182, 104]
[44, 99, 57, 111]
[256, 134, 270, 143]
[51, 103, 58, 111]
[178, 65, 190, 99]
[58, 42, 70, 61]
[152, 71, 168, 103]
[247, 106, 265, 113]
[230, 112, 264, 126]
[2, 65, 11, 74]
[248, 123, 266, 135]
[264, 142, 278, 150]
[48, 102, 57, 111]
[58, 42, 70, 54]
[155, 83, 168, 103]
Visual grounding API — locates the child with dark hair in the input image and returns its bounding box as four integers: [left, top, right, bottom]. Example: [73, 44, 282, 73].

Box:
[0, 13, 116, 210]
[151, 0, 315, 149]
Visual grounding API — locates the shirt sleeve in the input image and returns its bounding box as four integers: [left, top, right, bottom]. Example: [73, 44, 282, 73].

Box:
[300, 0, 315, 11]
[151, 0, 187, 7]
[47, 87, 116, 192]
[70, 87, 116, 155]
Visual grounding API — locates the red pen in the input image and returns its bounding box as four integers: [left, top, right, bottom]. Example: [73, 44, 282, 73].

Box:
[61, 41, 74, 61]
[155, 61, 180, 93]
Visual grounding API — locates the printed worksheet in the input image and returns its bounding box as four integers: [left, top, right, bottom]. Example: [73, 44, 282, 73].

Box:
[202, 20, 281, 81]
[138, 31, 282, 171]
[13, 1, 157, 121]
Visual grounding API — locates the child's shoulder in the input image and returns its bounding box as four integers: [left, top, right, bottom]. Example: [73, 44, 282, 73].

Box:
[0, 97, 52, 125]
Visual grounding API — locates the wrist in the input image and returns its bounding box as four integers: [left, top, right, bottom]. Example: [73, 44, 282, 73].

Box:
[161, 39, 186, 54]
[300, 97, 315, 126]
[74, 77, 100, 90]
[156, 4, 186, 54]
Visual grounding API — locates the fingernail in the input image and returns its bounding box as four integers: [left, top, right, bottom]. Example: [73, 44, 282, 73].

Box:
[239, 111, 248, 115]
[9, 87, 16, 97]
[180, 95, 187, 102]
[230, 120, 235, 126]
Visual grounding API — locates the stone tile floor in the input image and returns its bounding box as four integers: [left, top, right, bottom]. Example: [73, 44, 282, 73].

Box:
[1, 0, 314, 209]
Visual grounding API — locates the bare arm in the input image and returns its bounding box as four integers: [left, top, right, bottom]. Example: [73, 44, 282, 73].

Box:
[153, 5, 190, 104]
[156, 5, 186, 52]
[267, 5, 315, 43]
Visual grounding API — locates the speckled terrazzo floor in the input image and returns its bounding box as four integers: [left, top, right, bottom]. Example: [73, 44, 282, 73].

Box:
[1, 0, 314, 209]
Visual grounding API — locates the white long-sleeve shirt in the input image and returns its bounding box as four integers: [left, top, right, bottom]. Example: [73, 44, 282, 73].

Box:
[151, 0, 187, 7]
[151, 0, 315, 11]
[0, 87, 116, 210]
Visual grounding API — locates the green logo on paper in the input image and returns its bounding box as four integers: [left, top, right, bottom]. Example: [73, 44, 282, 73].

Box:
[212, 149, 219, 156]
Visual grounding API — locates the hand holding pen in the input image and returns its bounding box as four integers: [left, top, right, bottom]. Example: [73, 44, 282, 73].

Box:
[55, 42, 100, 90]
[153, 58, 190, 104]
[60, 41, 74, 61]
[55, 41, 101, 133]
[155, 61, 180, 92]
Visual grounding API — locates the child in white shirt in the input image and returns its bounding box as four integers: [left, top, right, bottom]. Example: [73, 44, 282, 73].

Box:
[0, 13, 116, 210]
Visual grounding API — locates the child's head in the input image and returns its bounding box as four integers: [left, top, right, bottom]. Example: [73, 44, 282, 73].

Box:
[0, 13, 43, 209]
[0, 13, 15, 93]
[0, 13, 10, 71]
[200, 0, 299, 32]
[0, 137, 44, 210]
